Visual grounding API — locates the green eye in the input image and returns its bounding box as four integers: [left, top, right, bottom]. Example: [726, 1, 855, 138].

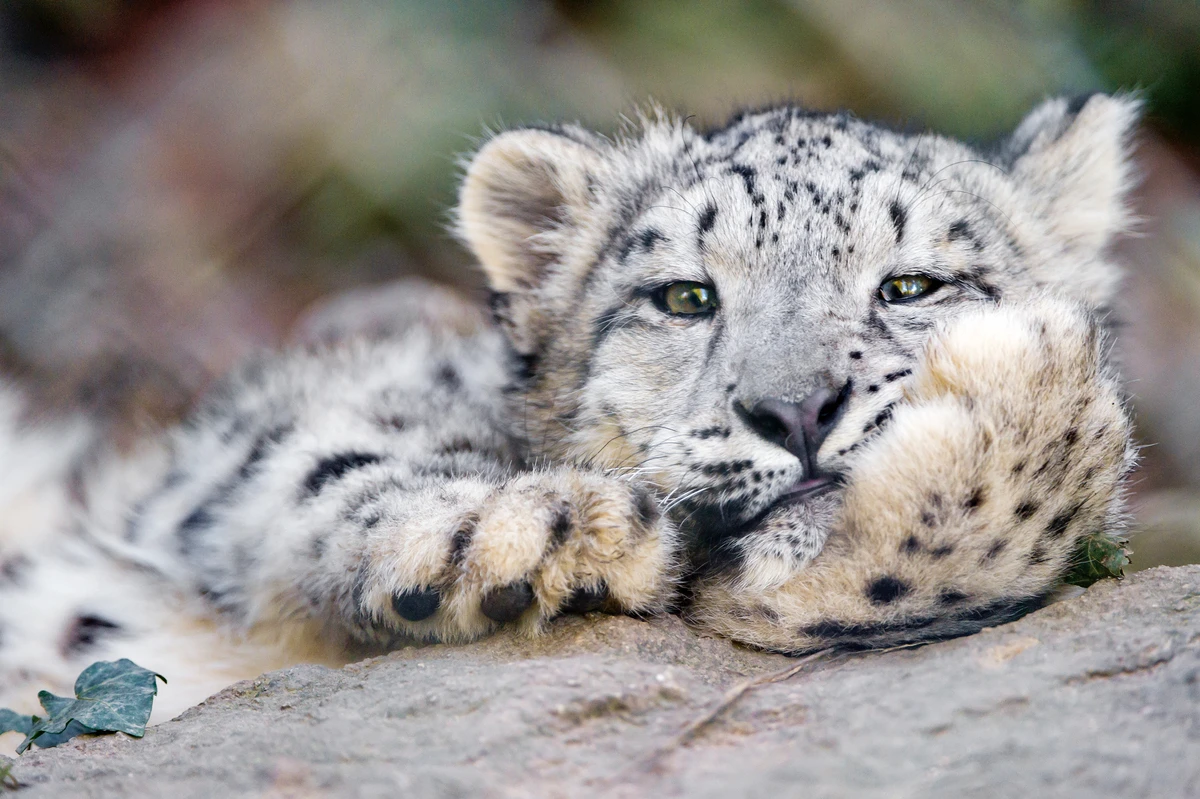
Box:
[658, 282, 719, 315]
[879, 274, 942, 303]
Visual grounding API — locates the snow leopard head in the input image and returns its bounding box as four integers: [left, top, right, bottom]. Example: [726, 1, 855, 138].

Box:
[456, 95, 1138, 560]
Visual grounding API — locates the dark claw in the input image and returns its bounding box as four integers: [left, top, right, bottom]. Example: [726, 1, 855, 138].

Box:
[392, 588, 441, 622]
[480, 581, 535, 623]
[562, 582, 609, 615]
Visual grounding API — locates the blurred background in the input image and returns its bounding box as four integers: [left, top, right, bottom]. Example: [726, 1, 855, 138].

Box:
[0, 0, 1198, 569]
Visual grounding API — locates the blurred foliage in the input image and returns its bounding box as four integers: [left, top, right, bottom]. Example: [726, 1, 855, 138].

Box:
[2, 0, 1197, 252]
[1067, 0, 1200, 145]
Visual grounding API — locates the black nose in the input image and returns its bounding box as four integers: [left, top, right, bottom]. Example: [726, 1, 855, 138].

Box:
[737, 381, 852, 469]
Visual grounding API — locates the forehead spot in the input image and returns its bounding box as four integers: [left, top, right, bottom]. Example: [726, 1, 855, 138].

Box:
[889, 201, 907, 243]
[729, 164, 763, 206]
[639, 228, 665, 253]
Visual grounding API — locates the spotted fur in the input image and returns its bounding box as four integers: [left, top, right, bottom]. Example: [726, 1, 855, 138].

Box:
[0, 95, 1138, 742]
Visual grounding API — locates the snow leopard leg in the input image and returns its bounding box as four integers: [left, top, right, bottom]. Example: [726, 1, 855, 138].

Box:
[124, 327, 677, 650]
[320, 465, 678, 644]
[687, 296, 1133, 653]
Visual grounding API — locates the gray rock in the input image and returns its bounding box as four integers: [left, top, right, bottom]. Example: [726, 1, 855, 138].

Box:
[9, 566, 1200, 798]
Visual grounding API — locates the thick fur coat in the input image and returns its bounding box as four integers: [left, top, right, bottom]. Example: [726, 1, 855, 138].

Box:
[0, 95, 1138, 742]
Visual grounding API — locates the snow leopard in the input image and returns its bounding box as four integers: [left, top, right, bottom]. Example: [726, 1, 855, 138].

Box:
[0, 94, 1138, 732]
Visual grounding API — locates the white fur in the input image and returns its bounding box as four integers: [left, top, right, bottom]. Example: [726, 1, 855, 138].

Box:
[0, 97, 1139, 750]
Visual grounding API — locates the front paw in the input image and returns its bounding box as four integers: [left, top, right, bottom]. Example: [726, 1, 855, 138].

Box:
[357, 469, 678, 642]
[690, 296, 1133, 653]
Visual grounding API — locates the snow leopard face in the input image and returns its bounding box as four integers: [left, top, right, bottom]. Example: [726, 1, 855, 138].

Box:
[458, 95, 1136, 564]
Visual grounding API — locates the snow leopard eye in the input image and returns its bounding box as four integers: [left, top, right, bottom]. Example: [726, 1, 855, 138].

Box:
[879, 274, 943, 303]
[655, 282, 719, 316]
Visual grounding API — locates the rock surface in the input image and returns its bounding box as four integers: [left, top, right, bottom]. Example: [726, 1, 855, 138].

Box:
[7, 566, 1200, 798]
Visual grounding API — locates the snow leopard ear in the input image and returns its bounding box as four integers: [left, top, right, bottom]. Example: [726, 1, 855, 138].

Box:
[457, 128, 606, 294]
[1007, 93, 1141, 258]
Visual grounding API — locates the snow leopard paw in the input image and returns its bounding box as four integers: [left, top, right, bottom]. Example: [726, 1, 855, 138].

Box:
[351, 468, 678, 642]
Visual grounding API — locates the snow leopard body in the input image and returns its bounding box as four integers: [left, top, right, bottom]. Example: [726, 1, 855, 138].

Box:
[0, 94, 1138, 734]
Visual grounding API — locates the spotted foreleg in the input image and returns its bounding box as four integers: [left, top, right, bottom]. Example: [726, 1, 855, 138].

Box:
[230, 462, 680, 646]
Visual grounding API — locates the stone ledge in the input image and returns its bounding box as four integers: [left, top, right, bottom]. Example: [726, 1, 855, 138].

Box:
[9, 565, 1200, 798]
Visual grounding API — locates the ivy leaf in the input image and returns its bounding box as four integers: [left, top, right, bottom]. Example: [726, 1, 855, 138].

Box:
[16, 660, 166, 754]
[25, 720, 98, 750]
[1063, 530, 1131, 588]
[0, 710, 33, 738]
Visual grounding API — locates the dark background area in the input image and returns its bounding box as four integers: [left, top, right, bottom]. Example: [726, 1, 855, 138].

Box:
[1, 0, 1198, 568]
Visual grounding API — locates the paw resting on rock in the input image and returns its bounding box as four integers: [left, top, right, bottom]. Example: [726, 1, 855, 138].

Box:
[356, 468, 679, 642]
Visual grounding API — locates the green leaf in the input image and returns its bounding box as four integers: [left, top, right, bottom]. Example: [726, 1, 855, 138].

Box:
[1063, 530, 1131, 588]
[16, 660, 165, 754]
[0, 710, 33, 738]
[26, 720, 99, 750]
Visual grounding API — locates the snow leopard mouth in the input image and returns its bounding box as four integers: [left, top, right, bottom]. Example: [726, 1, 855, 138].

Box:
[772, 473, 844, 508]
[673, 470, 845, 551]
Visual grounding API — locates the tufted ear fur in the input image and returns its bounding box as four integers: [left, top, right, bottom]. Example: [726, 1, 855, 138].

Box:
[456, 128, 606, 295]
[1006, 93, 1140, 258]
